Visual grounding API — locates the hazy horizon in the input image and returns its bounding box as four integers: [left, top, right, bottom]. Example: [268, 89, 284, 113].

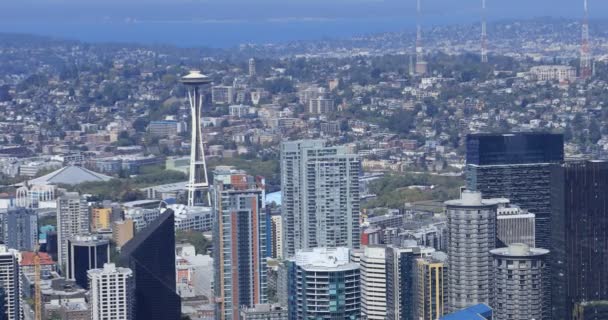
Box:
[0, 0, 604, 47]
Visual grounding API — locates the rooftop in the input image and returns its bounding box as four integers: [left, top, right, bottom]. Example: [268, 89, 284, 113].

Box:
[294, 247, 358, 272]
[21, 252, 54, 266]
[29, 165, 112, 186]
[441, 304, 493, 320]
[445, 190, 509, 207]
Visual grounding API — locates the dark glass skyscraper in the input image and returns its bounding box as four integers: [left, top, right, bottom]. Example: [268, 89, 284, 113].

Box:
[119, 210, 181, 320]
[67, 235, 110, 289]
[466, 132, 564, 249]
[551, 161, 608, 319]
[386, 246, 434, 320]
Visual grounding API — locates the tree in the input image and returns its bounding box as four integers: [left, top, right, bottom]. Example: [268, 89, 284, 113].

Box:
[589, 120, 601, 144]
[0, 85, 11, 102]
[132, 117, 150, 132]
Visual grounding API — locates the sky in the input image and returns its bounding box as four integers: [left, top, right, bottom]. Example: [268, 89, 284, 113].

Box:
[0, 0, 605, 47]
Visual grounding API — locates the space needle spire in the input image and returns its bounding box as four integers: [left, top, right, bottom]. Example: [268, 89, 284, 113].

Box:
[415, 0, 428, 75]
[181, 70, 212, 207]
[580, 0, 592, 79]
[481, 0, 488, 63]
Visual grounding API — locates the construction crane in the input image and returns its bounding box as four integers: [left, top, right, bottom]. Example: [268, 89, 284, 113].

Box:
[34, 244, 42, 320]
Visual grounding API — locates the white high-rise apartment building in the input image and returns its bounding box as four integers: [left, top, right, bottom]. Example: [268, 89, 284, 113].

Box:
[57, 192, 89, 270]
[0, 245, 21, 320]
[281, 140, 360, 258]
[88, 263, 134, 320]
[445, 191, 506, 312]
[360, 246, 387, 320]
[491, 244, 550, 320]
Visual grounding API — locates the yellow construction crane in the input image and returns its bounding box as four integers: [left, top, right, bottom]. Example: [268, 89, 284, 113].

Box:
[34, 245, 41, 320]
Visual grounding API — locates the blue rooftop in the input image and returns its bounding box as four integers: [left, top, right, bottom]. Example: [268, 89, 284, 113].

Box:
[441, 304, 493, 320]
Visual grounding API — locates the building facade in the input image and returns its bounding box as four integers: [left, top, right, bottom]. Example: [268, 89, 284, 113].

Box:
[3, 207, 37, 251]
[118, 210, 181, 320]
[281, 140, 360, 258]
[67, 235, 110, 290]
[530, 65, 577, 82]
[88, 263, 134, 320]
[212, 86, 235, 105]
[212, 168, 268, 320]
[446, 191, 504, 312]
[490, 244, 550, 320]
[270, 215, 283, 259]
[0, 245, 20, 320]
[240, 304, 288, 320]
[465, 132, 563, 250]
[386, 245, 435, 320]
[287, 247, 360, 320]
[112, 220, 135, 248]
[360, 246, 387, 320]
[57, 192, 90, 270]
[90, 207, 112, 232]
[551, 161, 608, 319]
[414, 252, 448, 320]
[496, 206, 535, 248]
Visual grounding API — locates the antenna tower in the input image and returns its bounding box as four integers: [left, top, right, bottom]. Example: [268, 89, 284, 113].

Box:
[580, 0, 592, 79]
[481, 0, 488, 63]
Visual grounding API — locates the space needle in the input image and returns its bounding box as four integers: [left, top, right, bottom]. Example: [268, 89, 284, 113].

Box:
[180, 70, 212, 207]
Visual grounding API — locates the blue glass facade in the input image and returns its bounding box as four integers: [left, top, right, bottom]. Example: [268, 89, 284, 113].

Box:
[551, 161, 608, 319]
[119, 210, 181, 320]
[466, 133, 564, 251]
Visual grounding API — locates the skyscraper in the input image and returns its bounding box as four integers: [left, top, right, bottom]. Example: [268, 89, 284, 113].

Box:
[281, 140, 360, 258]
[414, 252, 448, 320]
[67, 235, 110, 289]
[270, 215, 283, 259]
[0, 245, 20, 320]
[3, 207, 37, 251]
[466, 132, 564, 250]
[386, 244, 436, 320]
[360, 246, 387, 320]
[57, 192, 89, 270]
[490, 243, 550, 320]
[119, 210, 181, 320]
[551, 160, 608, 319]
[88, 263, 135, 320]
[212, 167, 267, 320]
[287, 247, 360, 320]
[249, 58, 257, 77]
[446, 191, 505, 312]
[180, 70, 212, 207]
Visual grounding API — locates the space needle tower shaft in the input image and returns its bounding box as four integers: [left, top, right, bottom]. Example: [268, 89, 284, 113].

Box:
[181, 70, 212, 206]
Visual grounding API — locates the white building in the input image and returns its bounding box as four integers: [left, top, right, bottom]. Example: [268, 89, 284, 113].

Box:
[360, 246, 387, 320]
[281, 140, 361, 257]
[88, 263, 134, 320]
[167, 205, 213, 232]
[0, 245, 21, 320]
[490, 244, 550, 320]
[57, 192, 89, 270]
[289, 247, 360, 320]
[212, 86, 235, 105]
[175, 244, 214, 299]
[248, 58, 257, 77]
[229, 104, 254, 118]
[529, 65, 577, 82]
[445, 191, 505, 312]
[124, 208, 161, 232]
[270, 216, 283, 259]
[497, 206, 536, 248]
[308, 97, 335, 114]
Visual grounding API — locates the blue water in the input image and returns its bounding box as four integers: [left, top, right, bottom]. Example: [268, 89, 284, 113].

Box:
[0, 0, 605, 48]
